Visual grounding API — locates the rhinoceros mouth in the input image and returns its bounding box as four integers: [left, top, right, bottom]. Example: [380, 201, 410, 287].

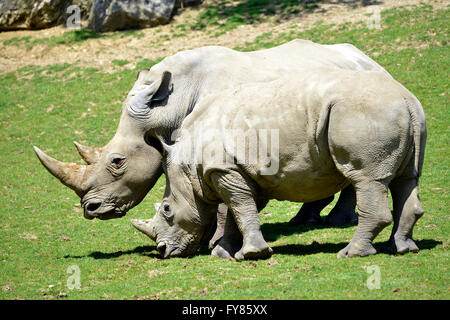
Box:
[96, 208, 127, 220]
[83, 205, 127, 220]
[157, 241, 199, 259]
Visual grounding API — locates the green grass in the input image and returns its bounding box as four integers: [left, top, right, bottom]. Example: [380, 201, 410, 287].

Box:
[0, 4, 449, 300]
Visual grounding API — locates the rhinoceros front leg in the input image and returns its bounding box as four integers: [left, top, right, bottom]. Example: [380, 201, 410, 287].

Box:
[209, 170, 273, 260]
[289, 196, 334, 226]
[208, 203, 228, 249]
[289, 185, 358, 226]
[211, 209, 243, 259]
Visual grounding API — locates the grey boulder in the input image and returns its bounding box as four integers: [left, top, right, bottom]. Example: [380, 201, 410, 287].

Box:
[87, 0, 175, 32]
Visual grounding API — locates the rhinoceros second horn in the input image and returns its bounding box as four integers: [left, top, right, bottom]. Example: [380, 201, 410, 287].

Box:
[73, 141, 103, 164]
[131, 218, 157, 241]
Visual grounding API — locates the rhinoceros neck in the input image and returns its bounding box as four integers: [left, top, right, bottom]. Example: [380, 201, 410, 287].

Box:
[147, 76, 204, 143]
[117, 108, 146, 134]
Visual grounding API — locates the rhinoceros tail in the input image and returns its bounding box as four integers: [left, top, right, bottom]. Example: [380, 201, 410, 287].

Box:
[406, 97, 427, 179]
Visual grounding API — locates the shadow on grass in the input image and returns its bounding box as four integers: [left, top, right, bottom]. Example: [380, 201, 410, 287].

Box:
[261, 221, 355, 242]
[64, 244, 213, 260]
[65, 239, 441, 260]
[64, 245, 159, 259]
[272, 239, 442, 256]
[63, 239, 441, 260]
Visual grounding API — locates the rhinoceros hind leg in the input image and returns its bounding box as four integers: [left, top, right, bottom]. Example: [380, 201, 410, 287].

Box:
[337, 181, 392, 258]
[325, 185, 358, 226]
[383, 177, 423, 254]
[289, 196, 333, 226]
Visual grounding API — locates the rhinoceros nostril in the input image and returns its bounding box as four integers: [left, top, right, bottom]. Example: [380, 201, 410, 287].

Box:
[86, 202, 101, 213]
[157, 242, 167, 257]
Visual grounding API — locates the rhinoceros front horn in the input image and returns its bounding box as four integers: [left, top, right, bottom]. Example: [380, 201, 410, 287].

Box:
[33, 146, 86, 196]
[131, 219, 156, 241]
[73, 141, 102, 164]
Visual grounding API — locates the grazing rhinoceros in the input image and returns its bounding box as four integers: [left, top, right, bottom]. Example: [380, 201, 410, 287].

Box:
[133, 67, 426, 260]
[121, 39, 393, 222]
[34, 39, 396, 245]
[33, 40, 389, 226]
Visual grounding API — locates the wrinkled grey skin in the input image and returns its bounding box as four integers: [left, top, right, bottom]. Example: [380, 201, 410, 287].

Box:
[135, 68, 426, 260]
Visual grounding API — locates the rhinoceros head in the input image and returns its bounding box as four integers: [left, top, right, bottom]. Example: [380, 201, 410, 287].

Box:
[34, 134, 163, 220]
[132, 149, 217, 258]
[34, 71, 165, 220]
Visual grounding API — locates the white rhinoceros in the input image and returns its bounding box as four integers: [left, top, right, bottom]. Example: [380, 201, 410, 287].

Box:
[122, 39, 391, 223]
[133, 67, 426, 260]
[34, 40, 389, 228]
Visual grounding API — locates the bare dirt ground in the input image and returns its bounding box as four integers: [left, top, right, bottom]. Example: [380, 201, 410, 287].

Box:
[0, 0, 446, 73]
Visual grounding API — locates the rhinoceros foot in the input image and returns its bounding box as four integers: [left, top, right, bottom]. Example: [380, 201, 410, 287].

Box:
[382, 236, 419, 255]
[211, 226, 242, 259]
[234, 233, 273, 261]
[234, 245, 273, 261]
[337, 239, 377, 258]
[211, 243, 237, 259]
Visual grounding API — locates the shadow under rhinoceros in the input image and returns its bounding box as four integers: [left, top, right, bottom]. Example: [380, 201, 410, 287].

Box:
[271, 239, 442, 256]
[63, 238, 441, 260]
[63, 245, 159, 260]
[261, 221, 355, 243]
[262, 221, 442, 256]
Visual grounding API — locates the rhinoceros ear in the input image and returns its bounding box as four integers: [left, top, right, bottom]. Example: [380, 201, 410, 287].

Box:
[136, 68, 150, 81]
[151, 71, 172, 103]
[128, 71, 172, 116]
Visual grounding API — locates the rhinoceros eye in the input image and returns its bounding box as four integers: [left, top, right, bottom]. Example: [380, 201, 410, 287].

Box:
[162, 203, 173, 220]
[112, 157, 125, 168]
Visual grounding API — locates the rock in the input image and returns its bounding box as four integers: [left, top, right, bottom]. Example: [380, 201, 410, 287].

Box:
[0, 0, 94, 31]
[0, 0, 64, 30]
[87, 0, 175, 32]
